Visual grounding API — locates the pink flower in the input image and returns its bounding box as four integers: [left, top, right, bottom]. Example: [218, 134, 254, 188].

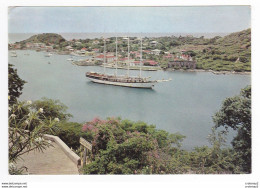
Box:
[82, 124, 88, 132]
[92, 117, 101, 124]
[82, 123, 98, 132]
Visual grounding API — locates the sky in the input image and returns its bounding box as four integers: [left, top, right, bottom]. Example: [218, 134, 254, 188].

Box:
[9, 6, 251, 34]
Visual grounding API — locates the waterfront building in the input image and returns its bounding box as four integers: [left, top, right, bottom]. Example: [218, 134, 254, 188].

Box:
[168, 60, 196, 69]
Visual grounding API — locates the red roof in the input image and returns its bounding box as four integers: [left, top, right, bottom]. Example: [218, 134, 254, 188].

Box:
[144, 60, 158, 65]
[106, 56, 116, 59]
[81, 48, 87, 50]
[96, 55, 115, 59]
[96, 55, 104, 58]
[119, 57, 128, 61]
[163, 55, 173, 58]
[149, 62, 158, 65]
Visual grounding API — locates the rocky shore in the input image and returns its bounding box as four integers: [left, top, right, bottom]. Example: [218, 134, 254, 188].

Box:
[72, 61, 99, 66]
[165, 68, 251, 75]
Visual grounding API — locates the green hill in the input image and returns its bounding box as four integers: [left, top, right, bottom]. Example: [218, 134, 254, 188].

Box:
[20, 33, 66, 45]
[195, 29, 251, 72]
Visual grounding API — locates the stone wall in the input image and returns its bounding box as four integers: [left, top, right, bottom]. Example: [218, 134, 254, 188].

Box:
[43, 134, 81, 166]
[168, 61, 196, 69]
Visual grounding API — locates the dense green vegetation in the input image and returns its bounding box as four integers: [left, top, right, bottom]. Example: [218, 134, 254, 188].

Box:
[80, 118, 238, 174]
[148, 29, 251, 72]
[8, 64, 251, 174]
[81, 118, 185, 174]
[195, 29, 251, 71]
[19, 33, 66, 46]
[31, 97, 72, 122]
[8, 64, 26, 105]
[213, 85, 251, 172]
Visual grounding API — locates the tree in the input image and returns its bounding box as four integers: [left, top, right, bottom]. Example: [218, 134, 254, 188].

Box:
[8, 64, 26, 105]
[31, 97, 72, 122]
[184, 50, 196, 57]
[8, 65, 72, 174]
[82, 117, 185, 174]
[213, 85, 251, 173]
[9, 101, 59, 174]
[55, 121, 91, 150]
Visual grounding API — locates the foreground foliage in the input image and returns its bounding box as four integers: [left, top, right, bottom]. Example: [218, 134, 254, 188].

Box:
[80, 117, 244, 174]
[31, 97, 72, 122]
[8, 101, 59, 174]
[81, 118, 185, 174]
[213, 85, 251, 173]
[8, 64, 26, 105]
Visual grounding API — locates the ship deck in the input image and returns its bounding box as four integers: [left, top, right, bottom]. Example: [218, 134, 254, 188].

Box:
[86, 72, 156, 83]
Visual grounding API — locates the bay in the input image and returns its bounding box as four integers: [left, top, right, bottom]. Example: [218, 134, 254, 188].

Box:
[9, 50, 251, 150]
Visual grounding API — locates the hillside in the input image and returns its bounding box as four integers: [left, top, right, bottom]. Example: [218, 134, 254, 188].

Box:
[135, 29, 251, 72]
[194, 29, 251, 72]
[20, 33, 66, 45]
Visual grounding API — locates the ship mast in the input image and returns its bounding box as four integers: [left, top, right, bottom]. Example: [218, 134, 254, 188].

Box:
[127, 36, 130, 77]
[103, 37, 106, 74]
[115, 37, 118, 76]
[139, 36, 142, 78]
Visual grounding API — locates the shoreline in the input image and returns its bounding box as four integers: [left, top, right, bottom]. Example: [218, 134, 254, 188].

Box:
[164, 68, 251, 75]
[10, 49, 251, 75]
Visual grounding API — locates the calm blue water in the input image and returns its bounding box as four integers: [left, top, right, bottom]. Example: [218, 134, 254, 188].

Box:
[9, 50, 251, 150]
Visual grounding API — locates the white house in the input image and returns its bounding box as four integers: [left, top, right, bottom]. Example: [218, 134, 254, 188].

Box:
[151, 49, 161, 55]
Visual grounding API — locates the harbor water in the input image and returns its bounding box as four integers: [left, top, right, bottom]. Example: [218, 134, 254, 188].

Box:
[9, 50, 251, 150]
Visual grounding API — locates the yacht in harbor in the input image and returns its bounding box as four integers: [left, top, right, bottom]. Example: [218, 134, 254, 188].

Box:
[44, 53, 52, 57]
[86, 36, 170, 89]
[10, 51, 17, 57]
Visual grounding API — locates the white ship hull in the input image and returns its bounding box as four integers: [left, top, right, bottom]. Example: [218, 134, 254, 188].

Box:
[87, 77, 156, 88]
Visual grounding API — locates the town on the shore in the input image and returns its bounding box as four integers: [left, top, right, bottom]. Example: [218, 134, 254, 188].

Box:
[9, 28, 251, 73]
[9, 35, 197, 71]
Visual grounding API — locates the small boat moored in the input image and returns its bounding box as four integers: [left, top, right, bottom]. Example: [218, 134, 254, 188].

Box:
[45, 53, 52, 57]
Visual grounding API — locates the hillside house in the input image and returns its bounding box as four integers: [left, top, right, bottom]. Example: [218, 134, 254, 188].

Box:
[151, 49, 161, 55]
[130, 61, 142, 66]
[81, 47, 87, 52]
[163, 54, 173, 59]
[143, 50, 151, 54]
[92, 40, 100, 44]
[65, 46, 73, 50]
[168, 61, 196, 69]
[93, 48, 100, 52]
[144, 60, 158, 66]
[150, 41, 158, 46]
[96, 55, 116, 63]
[180, 54, 193, 61]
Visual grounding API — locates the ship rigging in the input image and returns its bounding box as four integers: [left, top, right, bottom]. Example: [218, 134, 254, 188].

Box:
[85, 36, 171, 89]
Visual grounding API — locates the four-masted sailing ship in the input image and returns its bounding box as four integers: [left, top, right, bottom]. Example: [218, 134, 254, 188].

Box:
[86, 36, 170, 89]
